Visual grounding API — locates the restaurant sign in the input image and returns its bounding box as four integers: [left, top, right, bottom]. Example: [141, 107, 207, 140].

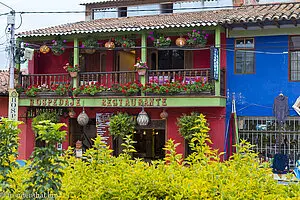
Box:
[29, 97, 167, 107]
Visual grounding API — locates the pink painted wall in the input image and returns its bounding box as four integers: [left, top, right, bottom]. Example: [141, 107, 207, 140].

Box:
[0, 97, 8, 117]
[193, 32, 226, 69]
[71, 107, 225, 157]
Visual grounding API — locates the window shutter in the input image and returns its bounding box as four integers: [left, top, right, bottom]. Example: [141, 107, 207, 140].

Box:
[184, 50, 193, 69]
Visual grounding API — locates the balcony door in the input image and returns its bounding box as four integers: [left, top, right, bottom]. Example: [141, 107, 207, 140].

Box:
[116, 50, 136, 71]
[148, 50, 193, 70]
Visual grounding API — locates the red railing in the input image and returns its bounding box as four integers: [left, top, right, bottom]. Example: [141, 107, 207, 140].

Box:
[147, 68, 212, 85]
[79, 71, 139, 87]
[20, 73, 71, 89]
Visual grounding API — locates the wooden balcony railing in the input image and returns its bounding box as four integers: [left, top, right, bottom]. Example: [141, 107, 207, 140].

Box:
[79, 71, 138, 87]
[147, 68, 212, 85]
[20, 73, 71, 88]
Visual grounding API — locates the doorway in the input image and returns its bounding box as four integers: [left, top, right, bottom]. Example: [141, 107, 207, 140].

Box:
[133, 129, 165, 161]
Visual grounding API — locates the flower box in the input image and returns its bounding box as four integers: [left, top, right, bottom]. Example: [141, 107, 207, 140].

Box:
[137, 69, 146, 76]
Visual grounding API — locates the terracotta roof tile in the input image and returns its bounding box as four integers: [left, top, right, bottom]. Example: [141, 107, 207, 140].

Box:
[18, 3, 300, 37]
[0, 70, 9, 94]
[80, 0, 211, 6]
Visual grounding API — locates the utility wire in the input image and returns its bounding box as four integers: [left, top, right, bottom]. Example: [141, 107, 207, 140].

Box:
[15, 13, 22, 30]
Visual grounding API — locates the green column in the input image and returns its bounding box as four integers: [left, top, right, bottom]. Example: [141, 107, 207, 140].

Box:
[140, 32, 147, 95]
[215, 26, 221, 96]
[73, 38, 79, 89]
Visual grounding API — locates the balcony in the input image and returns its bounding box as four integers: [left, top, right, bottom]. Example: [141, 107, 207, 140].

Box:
[18, 69, 226, 108]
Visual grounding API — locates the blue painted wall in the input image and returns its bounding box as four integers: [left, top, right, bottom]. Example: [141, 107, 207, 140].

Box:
[227, 35, 300, 117]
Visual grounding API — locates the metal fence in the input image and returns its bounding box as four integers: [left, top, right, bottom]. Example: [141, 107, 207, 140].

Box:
[238, 116, 300, 168]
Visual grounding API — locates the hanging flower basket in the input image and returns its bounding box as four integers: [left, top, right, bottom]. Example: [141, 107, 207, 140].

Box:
[137, 69, 147, 76]
[81, 49, 96, 54]
[69, 72, 78, 78]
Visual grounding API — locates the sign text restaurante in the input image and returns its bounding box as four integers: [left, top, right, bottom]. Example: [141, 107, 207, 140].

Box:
[29, 97, 167, 107]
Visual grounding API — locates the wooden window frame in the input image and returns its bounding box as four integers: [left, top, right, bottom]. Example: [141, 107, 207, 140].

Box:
[234, 38, 255, 74]
[288, 35, 300, 82]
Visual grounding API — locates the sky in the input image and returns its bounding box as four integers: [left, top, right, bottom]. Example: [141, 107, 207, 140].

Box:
[0, 0, 85, 69]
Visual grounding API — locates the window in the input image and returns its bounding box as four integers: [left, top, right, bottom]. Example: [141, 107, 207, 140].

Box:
[158, 50, 184, 70]
[160, 3, 173, 14]
[118, 7, 127, 17]
[148, 50, 193, 70]
[235, 38, 255, 74]
[289, 36, 300, 81]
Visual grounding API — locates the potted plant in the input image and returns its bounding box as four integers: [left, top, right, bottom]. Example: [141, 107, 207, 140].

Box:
[148, 31, 171, 48]
[81, 36, 98, 54]
[109, 112, 135, 139]
[25, 85, 40, 97]
[111, 81, 142, 96]
[51, 84, 70, 96]
[51, 38, 66, 56]
[63, 63, 80, 78]
[186, 30, 209, 47]
[134, 57, 148, 75]
[115, 36, 136, 49]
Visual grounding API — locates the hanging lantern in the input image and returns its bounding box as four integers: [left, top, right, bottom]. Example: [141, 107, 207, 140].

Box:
[105, 41, 115, 49]
[137, 108, 149, 126]
[175, 37, 186, 47]
[77, 110, 89, 126]
[40, 45, 50, 54]
[160, 109, 168, 120]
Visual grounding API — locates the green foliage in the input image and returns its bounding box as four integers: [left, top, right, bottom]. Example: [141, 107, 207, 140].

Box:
[115, 36, 136, 48]
[186, 30, 208, 46]
[148, 31, 171, 47]
[5, 116, 300, 199]
[51, 37, 66, 56]
[52, 84, 71, 96]
[25, 85, 40, 97]
[24, 121, 67, 198]
[177, 112, 206, 140]
[121, 134, 137, 155]
[0, 118, 22, 193]
[32, 111, 58, 133]
[163, 139, 183, 165]
[82, 36, 98, 48]
[108, 112, 135, 138]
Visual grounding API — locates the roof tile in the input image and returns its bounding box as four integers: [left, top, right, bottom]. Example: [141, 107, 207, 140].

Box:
[18, 3, 300, 37]
[0, 70, 9, 94]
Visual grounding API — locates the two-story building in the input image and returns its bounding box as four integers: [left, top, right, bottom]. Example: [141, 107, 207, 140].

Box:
[16, 0, 231, 160]
[226, 2, 300, 167]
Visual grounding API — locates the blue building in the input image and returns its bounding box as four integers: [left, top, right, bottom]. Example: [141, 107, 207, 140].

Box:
[226, 2, 300, 167]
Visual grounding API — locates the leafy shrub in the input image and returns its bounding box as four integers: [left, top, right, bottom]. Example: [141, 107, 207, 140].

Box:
[32, 111, 59, 133]
[24, 121, 67, 198]
[4, 115, 300, 199]
[108, 112, 135, 139]
[0, 118, 22, 193]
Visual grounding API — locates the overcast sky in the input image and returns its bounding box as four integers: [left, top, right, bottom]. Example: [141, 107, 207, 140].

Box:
[0, 0, 85, 69]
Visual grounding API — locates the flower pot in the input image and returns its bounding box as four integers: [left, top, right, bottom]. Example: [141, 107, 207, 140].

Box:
[137, 69, 146, 76]
[194, 43, 206, 48]
[69, 72, 78, 78]
[52, 50, 63, 56]
[82, 49, 96, 54]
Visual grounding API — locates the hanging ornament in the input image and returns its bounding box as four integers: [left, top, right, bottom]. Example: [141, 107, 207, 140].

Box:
[160, 109, 168, 120]
[175, 37, 186, 47]
[105, 41, 115, 49]
[40, 45, 50, 54]
[77, 110, 89, 126]
[137, 108, 149, 126]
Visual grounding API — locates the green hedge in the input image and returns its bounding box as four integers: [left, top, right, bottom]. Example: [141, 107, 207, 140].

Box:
[1, 115, 300, 199]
